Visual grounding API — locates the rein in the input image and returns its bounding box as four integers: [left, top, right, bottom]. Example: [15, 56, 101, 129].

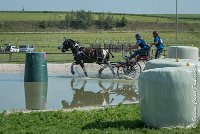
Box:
[81, 51, 93, 59]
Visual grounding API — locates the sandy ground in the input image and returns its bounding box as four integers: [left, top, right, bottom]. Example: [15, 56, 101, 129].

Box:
[0, 63, 66, 74]
[0, 63, 143, 80]
[0, 63, 114, 74]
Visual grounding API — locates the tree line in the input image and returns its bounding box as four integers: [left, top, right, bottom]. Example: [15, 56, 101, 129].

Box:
[38, 10, 128, 30]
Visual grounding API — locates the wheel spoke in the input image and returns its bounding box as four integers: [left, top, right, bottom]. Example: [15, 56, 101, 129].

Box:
[116, 62, 142, 78]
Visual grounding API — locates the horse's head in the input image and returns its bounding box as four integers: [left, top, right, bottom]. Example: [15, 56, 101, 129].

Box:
[61, 38, 76, 53]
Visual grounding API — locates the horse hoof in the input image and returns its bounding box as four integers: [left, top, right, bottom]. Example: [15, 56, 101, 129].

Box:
[84, 72, 88, 77]
[71, 71, 75, 75]
[98, 73, 102, 77]
[98, 71, 102, 75]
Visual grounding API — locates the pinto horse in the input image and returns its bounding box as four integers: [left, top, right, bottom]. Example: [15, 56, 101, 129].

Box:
[61, 78, 113, 109]
[61, 38, 115, 77]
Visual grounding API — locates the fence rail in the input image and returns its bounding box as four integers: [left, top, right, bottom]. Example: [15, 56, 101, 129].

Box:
[0, 49, 168, 62]
[1, 37, 200, 47]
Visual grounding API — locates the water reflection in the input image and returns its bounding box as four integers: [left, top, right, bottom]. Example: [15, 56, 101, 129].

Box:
[62, 78, 138, 109]
[24, 82, 48, 110]
[1, 74, 138, 111]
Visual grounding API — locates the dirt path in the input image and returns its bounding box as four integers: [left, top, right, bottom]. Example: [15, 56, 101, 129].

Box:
[0, 63, 111, 74]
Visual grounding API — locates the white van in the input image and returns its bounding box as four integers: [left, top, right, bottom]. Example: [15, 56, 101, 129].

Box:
[10, 46, 20, 52]
[4, 45, 19, 53]
[19, 45, 34, 52]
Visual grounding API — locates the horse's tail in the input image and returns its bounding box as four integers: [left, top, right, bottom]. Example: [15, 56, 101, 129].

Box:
[108, 50, 114, 58]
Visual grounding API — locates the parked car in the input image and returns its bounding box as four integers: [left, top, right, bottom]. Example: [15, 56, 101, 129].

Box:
[3, 45, 19, 53]
[19, 45, 34, 52]
[10, 46, 20, 52]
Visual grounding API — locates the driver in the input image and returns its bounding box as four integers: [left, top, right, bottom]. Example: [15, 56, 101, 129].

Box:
[127, 34, 150, 61]
[151, 31, 164, 59]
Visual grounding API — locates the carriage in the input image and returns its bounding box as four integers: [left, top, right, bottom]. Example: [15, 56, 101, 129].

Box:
[61, 38, 150, 77]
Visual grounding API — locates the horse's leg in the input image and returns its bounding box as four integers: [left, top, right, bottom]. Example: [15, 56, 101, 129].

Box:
[71, 62, 75, 75]
[80, 62, 88, 77]
[98, 64, 107, 76]
[106, 61, 115, 76]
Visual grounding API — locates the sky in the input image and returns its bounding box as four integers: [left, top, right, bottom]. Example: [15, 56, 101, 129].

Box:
[0, 0, 199, 14]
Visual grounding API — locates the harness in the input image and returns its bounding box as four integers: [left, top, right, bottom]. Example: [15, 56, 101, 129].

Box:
[75, 47, 92, 60]
[75, 48, 106, 64]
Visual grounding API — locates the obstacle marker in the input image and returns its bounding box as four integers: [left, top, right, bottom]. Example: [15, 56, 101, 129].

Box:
[24, 52, 48, 110]
[145, 58, 200, 70]
[168, 46, 199, 61]
[139, 66, 200, 128]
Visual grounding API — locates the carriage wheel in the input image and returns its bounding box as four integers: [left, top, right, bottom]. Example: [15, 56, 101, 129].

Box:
[129, 62, 142, 77]
[117, 62, 142, 77]
[117, 66, 126, 76]
[142, 60, 147, 71]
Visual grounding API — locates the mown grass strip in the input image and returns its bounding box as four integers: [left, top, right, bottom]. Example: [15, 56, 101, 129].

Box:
[1, 104, 200, 134]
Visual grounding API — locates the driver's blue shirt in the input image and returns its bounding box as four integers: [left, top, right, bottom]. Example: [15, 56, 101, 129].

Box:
[136, 39, 149, 49]
[154, 36, 164, 49]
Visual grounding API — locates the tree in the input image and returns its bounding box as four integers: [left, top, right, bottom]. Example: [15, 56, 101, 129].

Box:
[97, 14, 105, 29]
[71, 10, 93, 29]
[116, 16, 128, 28]
[121, 16, 128, 27]
[38, 21, 47, 29]
[65, 13, 73, 28]
[103, 15, 115, 29]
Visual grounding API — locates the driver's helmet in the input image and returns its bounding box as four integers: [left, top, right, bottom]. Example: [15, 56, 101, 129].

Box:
[135, 34, 141, 39]
[153, 31, 159, 36]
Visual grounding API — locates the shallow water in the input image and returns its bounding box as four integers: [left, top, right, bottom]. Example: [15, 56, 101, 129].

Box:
[0, 73, 138, 111]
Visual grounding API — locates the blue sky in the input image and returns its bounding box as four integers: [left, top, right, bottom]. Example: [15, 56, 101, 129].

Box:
[0, 0, 199, 14]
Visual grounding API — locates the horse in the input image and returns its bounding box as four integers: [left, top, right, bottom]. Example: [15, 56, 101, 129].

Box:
[61, 78, 113, 109]
[61, 38, 115, 77]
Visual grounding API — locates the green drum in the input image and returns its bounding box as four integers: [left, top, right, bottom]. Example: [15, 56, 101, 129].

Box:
[24, 52, 48, 110]
[24, 82, 48, 110]
[24, 52, 48, 82]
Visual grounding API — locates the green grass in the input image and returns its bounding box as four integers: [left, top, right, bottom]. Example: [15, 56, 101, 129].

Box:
[136, 14, 200, 23]
[1, 104, 200, 134]
[0, 12, 199, 23]
[143, 14, 200, 19]
[0, 12, 67, 21]
[0, 11, 200, 63]
[0, 31, 199, 63]
[1, 31, 199, 47]
[0, 12, 200, 33]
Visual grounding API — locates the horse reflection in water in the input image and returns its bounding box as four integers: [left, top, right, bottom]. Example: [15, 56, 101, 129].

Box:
[114, 81, 138, 103]
[62, 79, 138, 109]
[61, 78, 114, 109]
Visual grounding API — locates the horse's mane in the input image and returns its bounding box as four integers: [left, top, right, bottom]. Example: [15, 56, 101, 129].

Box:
[65, 39, 75, 44]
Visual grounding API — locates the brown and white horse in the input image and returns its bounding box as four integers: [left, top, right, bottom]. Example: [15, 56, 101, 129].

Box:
[61, 38, 115, 77]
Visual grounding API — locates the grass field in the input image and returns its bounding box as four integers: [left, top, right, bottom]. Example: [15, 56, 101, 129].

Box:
[0, 11, 200, 63]
[0, 12, 74, 21]
[1, 104, 200, 134]
[0, 31, 199, 63]
[1, 12, 200, 133]
[0, 12, 200, 22]
[1, 31, 199, 46]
